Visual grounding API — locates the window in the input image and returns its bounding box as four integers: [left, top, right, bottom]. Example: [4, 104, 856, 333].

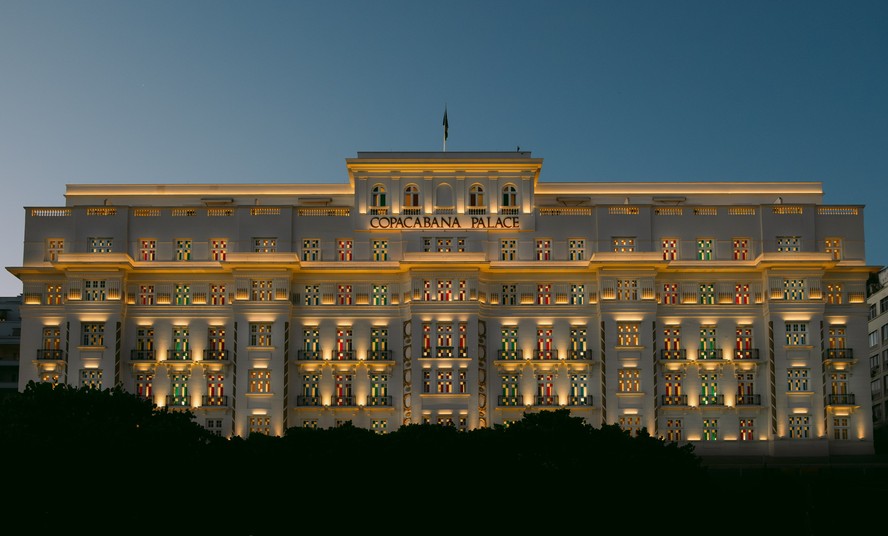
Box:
[703, 419, 718, 441]
[663, 326, 681, 353]
[438, 280, 453, 302]
[665, 419, 682, 442]
[537, 284, 552, 305]
[371, 420, 387, 433]
[500, 374, 521, 406]
[869, 331, 879, 348]
[468, 184, 485, 212]
[249, 416, 271, 435]
[46, 238, 64, 261]
[568, 239, 585, 261]
[135, 373, 154, 400]
[699, 326, 717, 359]
[736, 326, 754, 357]
[403, 185, 420, 213]
[620, 416, 643, 437]
[570, 284, 584, 305]
[249, 323, 272, 347]
[661, 238, 678, 260]
[870, 304, 878, 321]
[569, 374, 588, 405]
[206, 419, 224, 436]
[536, 374, 555, 405]
[535, 239, 551, 260]
[833, 417, 849, 440]
[788, 415, 810, 439]
[874, 379, 882, 399]
[302, 239, 320, 261]
[777, 236, 800, 252]
[332, 374, 353, 405]
[734, 283, 750, 304]
[139, 239, 156, 261]
[337, 239, 353, 261]
[435, 322, 453, 358]
[613, 237, 636, 253]
[372, 240, 388, 261]
[45, 284, 63, 305]
[89, 237, 113, 253]
[536, 327, 554, 359]
[437, 369, 453, 393]
[210, 284, 226, 305]
[699, 283, 715, 305]
[699, 372, 719, 404]
[337, 285, 352, 305]
[369, 373, 389, 404]
[500, 239, 517, 261]
[458, 322, 468, 358]
[500, 285, 517, 305]
[134, 327, 154, 359]
[302, 374, 320, 403]
[617, 322, 639, 347]
[371, 285, 388, 306]
[616, 279, 638, 301]
[210, 239, 227, 261]
[618, 369, 640, 393]
[825, 238, 842, 260]
[501, 184, 518, 211]
[41, 327, 61, 357]
[83, 280, 107, 301]
[827, 326, 846, 350]
[175, 239, 192, 261]
[785, 323, 808, 346]
[304, 285, 320, 306]
[251, 280, 273, 301]
[369, 327, 388, 359]
[80, 322, 104, 347]
[783, 279, 806, 300]
[335, 327, 353, 360]
[500, 327, 519, 359]
[788, 368, 810, 392]
[207, 326, 226, 355]
[662, 283, 679, 305]
[138, 285, 155, 305]
[40, 372, 60, 386]
[696, 239, 714, 260]
[883, 324, 888, 343]
[206, 373, 225, 402]
[174, 284, 190, 305]
[370, 185, 387, 214]
[739, 419, 755, 441]
[254, 238, 277, 253]
[732, 238, 749, 260]
[881, 296, 888, 315]
[80, 369, 103, 389]
[170, 326, 190, 359]
[249, 370, 271, 393]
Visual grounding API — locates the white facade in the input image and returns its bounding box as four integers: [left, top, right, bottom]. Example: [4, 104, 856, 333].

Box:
[9, 151, 876, 455]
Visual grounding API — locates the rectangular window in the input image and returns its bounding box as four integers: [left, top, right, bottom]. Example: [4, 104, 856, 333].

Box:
[570, 284, 584, 305]
[249, 370, 272, 393]
[869, 331, 879, 347]
[41, 327, 61, 357]
[175, 239, 192, 261]
[500, 284, 517, 305]
[703, 419, 718, 441]
[302, 374, 320, 401]
[372, 240, 388, 261]
[80, 322, 104, 347]
[337, 285, 352, 305]
[536, 327, 554, 359]
[335, 327, 353, 360]
[665, 419, 682, 442]
[537, 284, 552, 305]
[789, 415, 810, 439]
[617, 322, 640, 347]
[732, 238, 749, 260]
[618, 369, 640, 393]
[46, 238, 64, 261]
[134, 327, 154, 359]
[500, 327, 519, 359]
[254, 238, 277, 253]
[249, 323, 273, 347]
[696, 239, 714, 260]
[777, 236, 801, 253]
[437, 369, 454, 393]
[210, 284, 226, 305]
[536, 373, 555, 405]
[206, 419, 224, 436]
[616, 279, 638, 301]
[170, 326, 190, 359]
[83, 280, 107, 301]
[739, 418, 755, 441]
[333, 374, 353, 406]
[205, 373, 225, 401]
[734, 283, 750, 304]
[699, 372, 719, 404]
[89, 237, 113, 253]
[568, 239, 585, 261]
[251, 280, 273, 301]
[139, 239, 156, 261]
[699, 283, 715, 305]
[661, 238, 678, 260]
[783, 279, 806, 300]
[833, 417, 849, 440]
[613, 237, 636, 253]
[825, 283, 843, 304]
[80, 369, 103, 389]
[302, 239, 320, 261]
[135, 373, 154, 400]
[249, 416, 271, 435]
[500, 239, 517, 261]
[337, 239, 353, 261]
[371, 420, 387, 434]
[303, 285, 319, 306]
[881, 296, 888, 315]
[139, 285, 155, 305]
[438, 280, 453, 302]
[45, 284, 63, 305]
[825, 238, 842, 260]
[535, 239, 551, 260]
[210, 239, 228, 261]
[371, 284, 388, 306]
[619, 416, 643, 437]
[207, 326, 226, 354]
[662, 283, 679, 305]
[174, 284, 190, 306]
[788, 368, 810, 392]
[786, 323, 808, 346]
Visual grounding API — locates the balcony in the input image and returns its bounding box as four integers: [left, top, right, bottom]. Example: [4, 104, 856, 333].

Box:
[827, 393, 856, 405]
[201, 395, 229, 407]
[330, 396, 356, 407]
[735, 394, 761, 406]
[402, 208, 421, 216]
[369, 207, 388, 215]
[500, 207, 520, 215]
[366, 350, 393, 361]
[698, 394, 725, 406]
[203, 349, 229, 362]
[297, 395, 321, 406]
[535, 395, 558, 406]
[166, 395, 190, 407]
[661, 394, 688, 406]
[533, 349, 558, 360]
[659, 349, 687, 361]
[435, 346, 455, 358]
[332, 350, 355, 361]
[568, 395, 593, 406]
[167, 350, 192, 361]
[497, 349, 523, 360]
[823, 348, 854, 361]
[497, 395, 524, 407]
[36, 349, 65, 361]
[566, 349, 593, 361]
[129, 349, 155, 361]
[465, 207, 486, 215]
[366, 395, 392, 407]
[297, 349, 322, 361]
[697, 349, 724, 361]
[734, 348, 760, 360]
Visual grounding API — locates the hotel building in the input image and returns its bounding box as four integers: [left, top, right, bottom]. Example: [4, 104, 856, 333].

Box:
[867, 266, 888, 430]
[9, 151, 876, 456]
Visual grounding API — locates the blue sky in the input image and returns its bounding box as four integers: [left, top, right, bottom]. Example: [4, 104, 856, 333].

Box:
[1, 1, 886, 295]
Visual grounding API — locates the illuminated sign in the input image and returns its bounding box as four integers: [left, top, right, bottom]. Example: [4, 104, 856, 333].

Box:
[368, 216, 520, 230]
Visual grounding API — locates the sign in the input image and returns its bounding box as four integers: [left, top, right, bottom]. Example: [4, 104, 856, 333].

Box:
[368, 215, 520, 230]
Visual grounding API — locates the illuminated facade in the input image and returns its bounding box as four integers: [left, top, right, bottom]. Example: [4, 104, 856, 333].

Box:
[9, 151, 876, 455]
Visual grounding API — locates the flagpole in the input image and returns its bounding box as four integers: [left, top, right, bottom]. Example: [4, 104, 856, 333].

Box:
[443, 105, 448, 152]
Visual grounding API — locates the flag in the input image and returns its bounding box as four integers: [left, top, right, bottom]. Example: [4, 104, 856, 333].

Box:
[443, 107, 449, 141]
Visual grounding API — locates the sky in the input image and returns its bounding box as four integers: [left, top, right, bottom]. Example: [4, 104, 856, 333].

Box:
[0, 1, 886, 296]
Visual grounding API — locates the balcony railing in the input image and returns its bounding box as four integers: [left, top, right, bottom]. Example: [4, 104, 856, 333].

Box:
[129, 349, 155, 361]
[297, 395, 321, 406]
[167, 350, 191, 361]
[698, 394, 725, 406]
[497, 395, 524, 407]
[465, 207, 487, 215]
[297, 349, 322, 361]
[435, 346, 455, 358]
[401, 207, 421, 216]
[36, 349, 66, 360]
[568, 395, 593, 406]
[366, 395, 392, 407]
[661, 394, 688, 406]
[203, 349, 229, 361]
[535, 395, 558, 406]
[659, 349, 687, 361]
[566, 349, 593, 361]
[201, 395, 229, 407]
[497, 349, 523, 360]
[166, 395, 190, 407]
[499, 207, 520, 215]
[736, 394, 761, 406]
[734, 348, 760, 360]
[533, 349, 558, 360]
[332, 350, 355, 361]
[697, 349, 723, 360]
[330, 395, 356, 407]
[827, 393, 856, 405]
[823, 348, 854, 361]
[369, 207, 388, 215]
[366, 350, 393, 361]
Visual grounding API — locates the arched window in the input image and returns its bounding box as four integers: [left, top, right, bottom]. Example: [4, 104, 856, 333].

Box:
[469, 184, 485, 207]
[370, 185, 387, 214]
[501, 184, 518, 214]
[403, 185, 420, 214]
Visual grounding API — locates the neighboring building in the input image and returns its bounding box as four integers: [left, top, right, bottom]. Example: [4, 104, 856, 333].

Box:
[8, 151, 876, 456]
[0, 296, 21, 396]
[867, 267, 888, 430]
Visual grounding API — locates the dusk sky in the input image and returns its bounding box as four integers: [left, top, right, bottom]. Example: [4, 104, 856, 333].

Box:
[1, 1, 886, 296]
